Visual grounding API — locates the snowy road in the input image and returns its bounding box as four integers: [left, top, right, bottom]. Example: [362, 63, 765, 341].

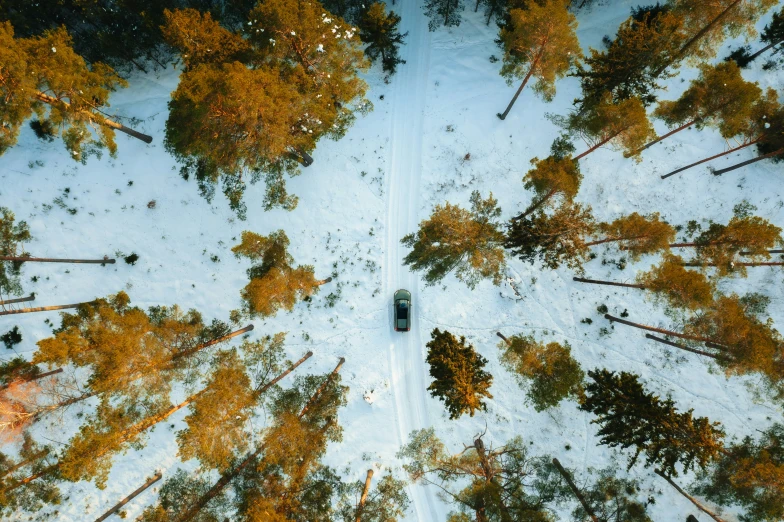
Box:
[383, 2, 445, 521]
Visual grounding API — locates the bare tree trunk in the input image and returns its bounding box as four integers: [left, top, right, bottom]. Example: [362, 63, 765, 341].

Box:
[552, 458, 599, 522]
[175, 360, 345, 522]
[629, 119, 697, 155]
[94, 472, 162, 522]
[666, 0, 742, 70]
[515, 188, 558, 220]
[355, 469, 374, 522]
[681, 261, 784, 267]
[0, 294, 34, 306]
[604, 314, 716, 343]
[0, 256, 115, 264]
[0, 449, 49, 479]
[661, 139, 759, 179]
[645, 334, 723, 359]
[711, 147, 784, 175]
[35, 92, 152, 144]
[654, 469, 728, 522]
[573, 277, 645, 289]
[171, 325, 255, 361]
[0, 302, 91, 316]
[498, 64, 537, 121]
[0, 368, 63, 392]
[741, 249, 784, 255]
[574, 134, 615, 160]
[474, 0, 481, 11]
[496, 332, 510, 346]
[256, 350, 314, 396]
[747, 39, 783, 61]
[316, 276, 333, 286]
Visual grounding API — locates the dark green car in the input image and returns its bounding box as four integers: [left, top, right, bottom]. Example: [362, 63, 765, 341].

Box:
[394, 289, 411, 332]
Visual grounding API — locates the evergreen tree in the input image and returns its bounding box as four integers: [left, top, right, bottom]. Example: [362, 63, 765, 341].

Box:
[571, 468, 653, 522]
[589, 212, 676, 261]
[476, 0, 509, 25]
[164, 1, 370, 216]
[667, 0, 779, 65]
[496, 0, 581, 120]
[675, 214, 783, 276]
[0, 433, 59, 517]
[748, 6, 784, 61]
[232, 230, 331, 318]
[695, 423, 784, 522]
[402, 191, 506, 288]
[425, 329, 493, 419]
[518, 156, 582, 219]
[568, 95, 656, 161]
[399, 429, 568, 521]
[684, 294, 784, 395]
[504, 202, 596, 270]
[0, 22, 130, 161]
[358, 3, 408, 75]
[645, 61, 764, 152]
[422, 0, 465, 31]
[574, 6, 684, 109]
[336, 471, 410, 522]
[636, 254, 716, 312]
[580, 369, 725, 476]
[0, 208, 31, 299]
[498, 334, 584, 411]
[137, 468, 232, 522]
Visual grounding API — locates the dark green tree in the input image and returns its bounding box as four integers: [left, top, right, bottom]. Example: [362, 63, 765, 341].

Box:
[426, 329, 493, 419]
[402, 191, 506, 288]
[423, 0, 465, 31]
[571, 467, 653, 522]
[0, 207, 31, 298]
[579, 369, 725, 476]
[359, 3, 408, 74]
[0, 433, 59, 517]
[336, 471, 410, 522]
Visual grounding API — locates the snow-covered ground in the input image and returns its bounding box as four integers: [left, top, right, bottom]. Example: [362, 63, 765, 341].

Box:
[1, 0, 783, 520]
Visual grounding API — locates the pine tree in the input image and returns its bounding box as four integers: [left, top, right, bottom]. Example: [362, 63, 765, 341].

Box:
[233, 230, 331, 318]
[747, 6, 784, 61]
[574, 7, 685, 109]
[588, 212, 676, 261]
[636, 254, 715, 311]
[568, 95, 656, 161]
[580, 369, 725, 476]
[695, 423, 784, 522]
[0, 22, 133, 161]
[0, 433, 59, 517]
[667, 0, 779, 66]
[571, 468, 652, 522]
[504, 201, 596, 270]
[402, 191, 506, 288]
[164, 1, 370, 216]
[137, 468, 232, 522]
[673, 214, 783, 276]
[498, 334, 584, 411]
[398, 429, 568, 521]
[336, 471, 410, 522]
[496, 0, 580, 120]
[644, 61, 764, 152]
[517, 156, 582, 219]
[425, 329, 493, 419]
[0, 208, 31, 299]
[358, 3, 408, 75]
[422, 0, 465, 31]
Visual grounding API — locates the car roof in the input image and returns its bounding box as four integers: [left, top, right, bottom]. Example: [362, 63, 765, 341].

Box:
[394, 289, 411, 300]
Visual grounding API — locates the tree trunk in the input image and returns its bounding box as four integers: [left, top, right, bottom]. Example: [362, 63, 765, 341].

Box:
[552, 458, 599, 522]
[0, 256, 115, 264]
[574, 134, 615, 160]
[94, 472, 162, 522]
[316, 276, 333, 286]
[0, 449, 49, 479]
[175, 362, 345, 522]
[515, 188, 557, 220]
[171, 325, 255, 362]
[604, 314, 717, 343]
[0, 368, 63, 392]
[497, 65, 536, 120]
[645, 334, 723, 359]
[573, 276, 645, 289]
[486, 4, 497, 25]
[747, 39, 783, 61]
[681, 261, 784, 267]
[0, 294, 34, 306]
[35, 92, 153, 144]
[496, 332, 510, 346]
[475, 0, 481, 11]
[355, 469, 374, 522]
[256, 350, 314, 396]
[741, 249, 783, 255]
[473, 437, 510, 522]
[661, 139, 759, 179]
[658, 0, 742, 75]
[711, 147, 784, 175]
[654, 469, 728, 522]
[444, 0, 451, 26]
[630, 119, 697, 155]
[0, 302, 91, 316]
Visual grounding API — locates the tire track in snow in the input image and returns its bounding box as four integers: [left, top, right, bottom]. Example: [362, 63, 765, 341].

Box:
[383, 2, 444, 521]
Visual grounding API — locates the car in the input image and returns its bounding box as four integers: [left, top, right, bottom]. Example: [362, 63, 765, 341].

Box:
[394, 289, 411, 332]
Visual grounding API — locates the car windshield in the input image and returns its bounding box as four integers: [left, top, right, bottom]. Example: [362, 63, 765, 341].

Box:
[397, 302, 408, 320]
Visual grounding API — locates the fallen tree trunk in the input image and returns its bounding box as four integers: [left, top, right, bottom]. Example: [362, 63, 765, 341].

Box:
[654, 469, 727, 522]
[94, 472, 162, 522]
[573, 276, 645, 289]
[0, 368, 63, 392]
[0, 294, 35, 306]
[552, 458, 599, 522]
[0, 302, 91, 316]
[0, 257, 115, 264]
